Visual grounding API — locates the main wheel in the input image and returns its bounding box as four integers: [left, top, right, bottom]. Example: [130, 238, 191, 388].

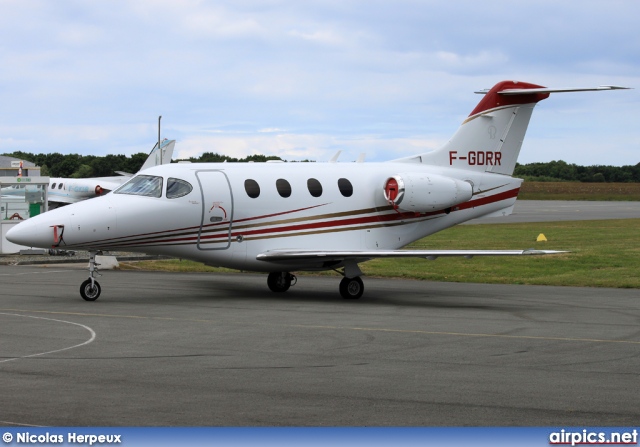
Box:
[339, 276, 364, 299]
[267, 272, 292, 293]
[80, 279, 101, 301]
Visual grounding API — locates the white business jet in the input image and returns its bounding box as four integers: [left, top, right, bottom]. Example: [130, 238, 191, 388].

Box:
[45, 139, 176, 207]
[6, 81, 629, 301]
[2, 139, 175, 209]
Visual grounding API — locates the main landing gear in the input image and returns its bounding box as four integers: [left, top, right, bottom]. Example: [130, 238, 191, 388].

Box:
[266, 270, 365, 299]
[339, 276, 364, 299]
[267, 272, 297, 292]
[80, 251, 102, 301]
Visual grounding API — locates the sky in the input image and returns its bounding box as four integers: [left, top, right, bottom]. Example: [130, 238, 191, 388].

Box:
[1, 0, 638, 166]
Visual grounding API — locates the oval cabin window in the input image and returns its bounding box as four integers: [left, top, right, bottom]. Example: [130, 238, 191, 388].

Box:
[276, 179, 292, 198]
[244, 179, 260, 198]
[307, 178, 323, 197]
[337, 178, 353, 197]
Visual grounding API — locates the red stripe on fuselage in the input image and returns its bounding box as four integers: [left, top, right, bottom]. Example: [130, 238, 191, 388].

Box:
[69, 187, 520, 249]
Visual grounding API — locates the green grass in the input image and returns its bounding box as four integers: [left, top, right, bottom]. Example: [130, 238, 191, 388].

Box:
[518, 182, 640, 201]
[121, 219, 640, 289]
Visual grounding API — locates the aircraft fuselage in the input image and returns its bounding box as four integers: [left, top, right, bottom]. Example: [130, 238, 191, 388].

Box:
[8, 161, 520, 272]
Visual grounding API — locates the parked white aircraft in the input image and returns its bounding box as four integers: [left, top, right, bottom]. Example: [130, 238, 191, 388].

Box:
[2, 139, 175, 209]
[46, 139, 175, 207]
[6, 81, 629, 300]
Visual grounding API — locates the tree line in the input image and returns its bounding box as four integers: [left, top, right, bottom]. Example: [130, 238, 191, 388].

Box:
[3, 150, 639, 182]
[2, 151, 285, 178]
[513, 160, 640, 182]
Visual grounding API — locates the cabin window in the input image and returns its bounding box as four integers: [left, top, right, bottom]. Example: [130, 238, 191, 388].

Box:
[51, 183, 56, 189]
[166, 178, 193, 199]
[338, 178, 353, 197]
[276, 178, 291, 198]
[115, 175, 163, 198]
[307, 178, 323, 197]
[58, 183, 64, 189]
[244, 179, 260, 198]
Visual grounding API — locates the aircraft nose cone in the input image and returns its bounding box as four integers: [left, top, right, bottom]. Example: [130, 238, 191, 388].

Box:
[5, 218, 52, 248]
[5, 207, 71, 249]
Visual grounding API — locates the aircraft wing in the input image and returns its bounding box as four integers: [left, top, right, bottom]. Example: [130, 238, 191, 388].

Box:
[257, 248, 567, 264]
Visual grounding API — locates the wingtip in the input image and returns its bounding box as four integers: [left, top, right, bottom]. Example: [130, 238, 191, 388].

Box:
[523, 249, 570, 255]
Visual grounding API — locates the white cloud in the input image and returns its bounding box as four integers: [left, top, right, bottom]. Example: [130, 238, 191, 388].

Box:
[0, 0, 638, 165]
[174, 131, 443, 163]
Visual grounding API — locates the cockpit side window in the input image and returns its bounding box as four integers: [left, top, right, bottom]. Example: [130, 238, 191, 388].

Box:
[166, 178, 193, 199]
[115, 175, 163, 198]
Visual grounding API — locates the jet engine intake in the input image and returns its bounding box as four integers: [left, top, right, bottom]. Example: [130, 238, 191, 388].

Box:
[383, 173, 473, 212]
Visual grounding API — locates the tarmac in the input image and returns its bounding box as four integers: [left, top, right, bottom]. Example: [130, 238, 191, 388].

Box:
[1, 267, 639, 426]
[1, 199, 639, 426]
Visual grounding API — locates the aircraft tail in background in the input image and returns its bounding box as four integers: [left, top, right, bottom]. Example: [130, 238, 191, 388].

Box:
[139, 139, 175, 172]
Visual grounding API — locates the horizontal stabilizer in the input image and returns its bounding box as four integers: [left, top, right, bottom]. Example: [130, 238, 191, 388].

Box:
[475, 85, 631, 95]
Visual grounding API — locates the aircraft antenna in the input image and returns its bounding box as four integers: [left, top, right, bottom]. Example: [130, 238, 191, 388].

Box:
[158, 115, 162, 165]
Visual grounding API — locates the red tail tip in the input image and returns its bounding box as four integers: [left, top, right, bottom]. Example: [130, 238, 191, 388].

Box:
[469, 81, 549, 117]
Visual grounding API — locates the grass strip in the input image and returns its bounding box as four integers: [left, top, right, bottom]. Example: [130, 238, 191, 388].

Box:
[519, 182, 640, 201]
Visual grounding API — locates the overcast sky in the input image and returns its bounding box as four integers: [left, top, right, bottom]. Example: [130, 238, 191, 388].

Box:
[1, 0, 638, 166]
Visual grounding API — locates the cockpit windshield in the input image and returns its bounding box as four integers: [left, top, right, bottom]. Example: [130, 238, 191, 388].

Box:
[115, 175, 163, 198]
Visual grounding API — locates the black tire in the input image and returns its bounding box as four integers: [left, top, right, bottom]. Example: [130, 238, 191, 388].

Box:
[80, 279, 101, 301]
[340, 276, 364, 299]
[267, 272, 292, 293]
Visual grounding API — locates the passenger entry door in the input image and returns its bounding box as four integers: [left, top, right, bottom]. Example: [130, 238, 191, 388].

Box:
[196, 170, 233, 250]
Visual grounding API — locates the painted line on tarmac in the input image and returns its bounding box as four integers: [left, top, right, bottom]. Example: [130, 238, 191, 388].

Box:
[0, 420, 47, 427]
[1, 307, 638, 346]
[289, 324, 640, 345]
[0, 313, 96, 364]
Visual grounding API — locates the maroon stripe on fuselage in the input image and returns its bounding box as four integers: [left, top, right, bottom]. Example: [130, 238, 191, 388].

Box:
[67, 187, 520, 249]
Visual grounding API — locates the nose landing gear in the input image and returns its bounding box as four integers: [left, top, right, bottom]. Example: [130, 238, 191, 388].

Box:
[80, 251, 102, 301]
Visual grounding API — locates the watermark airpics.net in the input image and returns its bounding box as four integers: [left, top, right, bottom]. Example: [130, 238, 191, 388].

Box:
[549, 429, 638, 446]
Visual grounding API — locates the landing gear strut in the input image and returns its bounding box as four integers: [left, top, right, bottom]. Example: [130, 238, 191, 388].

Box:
[267, 271, 297, 293]
[80, 251, 102, 301]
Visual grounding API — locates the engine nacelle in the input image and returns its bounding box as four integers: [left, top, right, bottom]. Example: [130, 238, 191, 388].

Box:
[383, 173, 473, 213]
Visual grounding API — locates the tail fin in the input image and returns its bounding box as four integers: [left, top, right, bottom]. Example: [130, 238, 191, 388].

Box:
[394, 81, 629, 175]
[139, 139, 176, 172]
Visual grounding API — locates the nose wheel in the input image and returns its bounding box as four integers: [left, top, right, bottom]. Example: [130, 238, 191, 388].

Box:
[80, 251, 102, 301]
[80, 279, 101, 301]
